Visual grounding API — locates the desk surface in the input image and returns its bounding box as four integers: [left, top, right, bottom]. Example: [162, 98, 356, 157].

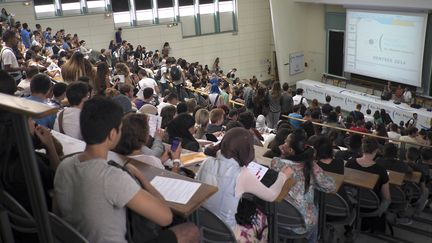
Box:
[130, 159, 218, 217]
[325, 171, 344, 193]
[343, 168, 379, 190]
[404, 171, 422, 184]
[388, 170, 405, 186]
[0, 93, 57, 118]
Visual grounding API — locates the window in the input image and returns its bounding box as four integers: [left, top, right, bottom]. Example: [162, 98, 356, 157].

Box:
[86, 0, 108, 13]
[34, 0, 57, 18]
[179, 0, 195, 36]
[61, 0, 82, 16]
[113, 0, 131, 27]
[199, 0, 215, 34]
[156, 0, 174, 23]
[218, 0, 235, 32]
[136, 0, 153, 25]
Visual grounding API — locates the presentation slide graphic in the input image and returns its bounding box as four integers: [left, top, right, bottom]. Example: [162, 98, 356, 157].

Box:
[344, 10, 427, 87]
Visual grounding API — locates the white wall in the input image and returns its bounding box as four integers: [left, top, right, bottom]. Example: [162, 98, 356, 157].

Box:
[0, 0, 274, 80]
[269, 0, 326, 85]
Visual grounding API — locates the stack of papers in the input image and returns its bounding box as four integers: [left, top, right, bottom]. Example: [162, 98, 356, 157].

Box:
[150, 176, 201, 204]
[147, 114, 162, 137]
[247, 162, 268, 181]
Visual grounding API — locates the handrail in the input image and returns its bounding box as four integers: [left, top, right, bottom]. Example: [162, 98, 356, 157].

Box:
[183, 85, 431, 148]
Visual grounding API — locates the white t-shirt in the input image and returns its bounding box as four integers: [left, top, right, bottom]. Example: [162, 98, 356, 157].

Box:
[54, 107, 83, 140]
[292, 94, 309, 108]
[16, 78, 31, 96]
[128, 154, 164, 169]
[137, 77, 158, 99]
[159, 66, 168, 84]
[387, 131, 401, 141]
[1, 47, 21, 79]
[54, 155, 140, 243]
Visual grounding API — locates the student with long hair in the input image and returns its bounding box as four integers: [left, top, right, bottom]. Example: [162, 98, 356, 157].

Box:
[94, 62, 110, 95]
[61, 52, 90, 83]
[267, 81, 282, 129]
[271, 129, 336, 242]
[197, 127, 293, 242]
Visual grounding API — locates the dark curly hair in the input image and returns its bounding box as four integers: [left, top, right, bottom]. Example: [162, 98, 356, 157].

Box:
[113, 113, 149, 155]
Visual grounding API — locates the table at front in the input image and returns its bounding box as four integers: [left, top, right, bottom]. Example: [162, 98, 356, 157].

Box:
[297, 79, 432, 129]
[130, 159, 218, 218]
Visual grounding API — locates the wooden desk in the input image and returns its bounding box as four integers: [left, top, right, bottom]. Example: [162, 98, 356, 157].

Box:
[343, 167, 379, 190]
[404, 171, 422, 184]
[130, 159, 218, 218]
[324, 172, 344, 193]
[388, 170, 405, 186]
[0, 93, 57, 118]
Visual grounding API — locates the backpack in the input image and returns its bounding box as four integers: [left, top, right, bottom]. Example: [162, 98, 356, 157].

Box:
[154, 65, 165, 81]
[170, 66, 181, 82]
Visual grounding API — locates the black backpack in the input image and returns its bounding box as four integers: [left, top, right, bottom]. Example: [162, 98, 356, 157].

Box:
[170, 66, 181, 82]
[154, 66, 164, 81]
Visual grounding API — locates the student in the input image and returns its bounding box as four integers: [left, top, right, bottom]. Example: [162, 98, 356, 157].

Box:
[54, 97, 199, 243]
[1, 30, 27, 83]
[137, 69, 159, 99]
[53, 82, 89, 140]
[321, 95, 333, 116]
[207, 108, 225, 134]
[335, 133, 363, 161]
[50, 82, 68, 109]
[281, 83, 293, 116]
[406, 147, 430, 214]
[271, 129, 336, 242]
[238, 111, 264, 146]
[387, 123, 401, 141]
[375, 143, 410, 173]
[267, 81, 282, 129]
[194, 108, 210, 140]
[197, 127, 293, 241]
[113, 113, 182, 171]
[166, 113, 201, 152]
[349, 104, 364, 122]
[26, 74, 56, 129]
[345, 137, 391, 233]
[288, 105, 303, 129]
[158, 92, 178, 114]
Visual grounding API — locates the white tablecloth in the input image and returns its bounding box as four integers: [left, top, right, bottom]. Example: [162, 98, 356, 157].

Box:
[297, 79, 432, 129]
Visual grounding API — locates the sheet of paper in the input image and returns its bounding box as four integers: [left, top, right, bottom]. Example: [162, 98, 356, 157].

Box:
[150, 176, 201, 204]
[51, 130, 85, 155]
[147, 114, 162, 137]
[247, 162, 268, 181]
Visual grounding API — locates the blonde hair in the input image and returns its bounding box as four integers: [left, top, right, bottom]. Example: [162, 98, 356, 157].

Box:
[61, 52, 87, 83]
[195, 109, 209, 139]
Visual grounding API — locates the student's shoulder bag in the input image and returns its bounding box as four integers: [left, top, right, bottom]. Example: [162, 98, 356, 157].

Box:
[107, 160, 162, 243]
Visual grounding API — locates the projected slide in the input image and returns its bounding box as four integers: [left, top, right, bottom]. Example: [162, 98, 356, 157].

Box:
[344, 10, 427, 87]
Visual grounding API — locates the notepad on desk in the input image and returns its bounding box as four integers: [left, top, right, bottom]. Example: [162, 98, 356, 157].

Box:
[180, 152, 207, 166]
[150, 176, 201, 204]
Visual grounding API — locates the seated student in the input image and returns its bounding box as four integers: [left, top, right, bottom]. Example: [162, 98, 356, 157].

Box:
[0, 72, 62, 214]
[288, 104, 303, 129]
[26, 74, 56, 129]
[321, 95, 333, 117]
[166, 113, 201, 152]
[16, 66, 39, 97]
[113, 113, 182, 171]
[158, 92, 178, 114]
[54, 82, 89, 140]
[194, 108, 210, 140]
[335, 134, 363, 161]
[196, 127, 293, 241]
[399, 127, 420, 150]
[345, 137, 391, 233]
[406, 147, 430, 214]
[263, 128, 291, 158]
[50, 82, 68, 109]
[54, 97, 199, 243]
[256, 114, 271, 134]
[207, 108, 225, 134]
[238, 111, 264, 146]
[387, 123, 401, 141]
[375, 143, 410, 173]
[271, 129, 336, 242]
[350, 120, 369, 133]
[176, 102, 188, 115]
[314, 136, 344, 174]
